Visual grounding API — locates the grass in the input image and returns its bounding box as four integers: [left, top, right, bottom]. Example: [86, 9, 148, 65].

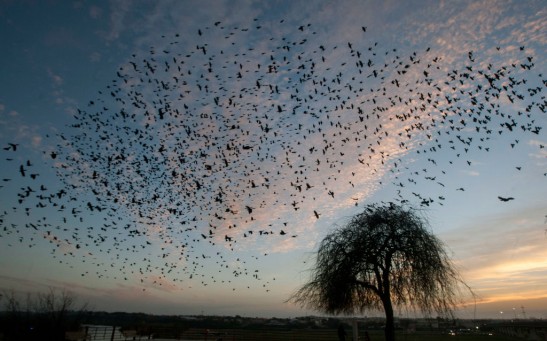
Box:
[174, 328, 514, 341]
[373, 330, 512, 341]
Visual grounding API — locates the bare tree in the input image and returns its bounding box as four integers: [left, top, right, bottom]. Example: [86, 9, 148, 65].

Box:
[37, 288, 88, 340]
[0, 287, 88, 341]
[1, 289, 21, 314]
[290, 203, 469, 341]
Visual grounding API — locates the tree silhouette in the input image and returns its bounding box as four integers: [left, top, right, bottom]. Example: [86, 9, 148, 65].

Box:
[0, 288, 88, 341]
[290, 203, 468, 341]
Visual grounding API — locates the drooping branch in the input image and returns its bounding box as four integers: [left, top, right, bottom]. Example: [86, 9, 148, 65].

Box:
[289, 203, 471, 340]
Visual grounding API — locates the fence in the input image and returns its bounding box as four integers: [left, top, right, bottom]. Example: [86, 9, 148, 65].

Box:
[67, 325, 131, 341]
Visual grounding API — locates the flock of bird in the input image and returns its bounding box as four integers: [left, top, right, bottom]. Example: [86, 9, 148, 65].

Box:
[1, 19, 545, 292]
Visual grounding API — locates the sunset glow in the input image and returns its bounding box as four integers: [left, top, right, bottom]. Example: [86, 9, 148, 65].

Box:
[0, 0, 545, 320]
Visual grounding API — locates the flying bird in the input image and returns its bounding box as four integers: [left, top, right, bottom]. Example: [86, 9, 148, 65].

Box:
[0, 18, 543, 293]
[498, 196, 515, 202]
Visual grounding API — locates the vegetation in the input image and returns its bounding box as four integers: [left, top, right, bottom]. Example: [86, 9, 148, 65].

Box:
[290, 203, 469, 341]
[0, 288, 88, 341]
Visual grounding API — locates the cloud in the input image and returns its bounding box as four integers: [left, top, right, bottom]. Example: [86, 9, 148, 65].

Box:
[89, 5, 103, 19]
[1, 0, 544, 319]
[0, 275, 49, 292]
[140, 275, 182, 293]
[458, 296, 547, 319]
[442, 206, 547, 305]
[89, 51, 102, 62]
[46, 68, 63, 86]
[460, 170, 480, 177]
[528, 139, 547, 163]
[31, 135, 42, 147]
[104, 0, 132, 41]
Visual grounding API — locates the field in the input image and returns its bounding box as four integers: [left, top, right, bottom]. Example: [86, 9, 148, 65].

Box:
[168, 328, 514, 341]
[364, 330, 511, 341]
[80, 325, 520, 341]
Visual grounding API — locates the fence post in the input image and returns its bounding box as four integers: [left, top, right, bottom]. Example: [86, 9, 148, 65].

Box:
[110, 326, 116, 341]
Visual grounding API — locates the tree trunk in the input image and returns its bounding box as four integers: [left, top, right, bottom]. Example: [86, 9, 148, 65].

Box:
[382, 296, 396, 341]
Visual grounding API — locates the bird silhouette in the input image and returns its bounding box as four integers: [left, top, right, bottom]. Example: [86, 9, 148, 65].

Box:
[498, 196, 515, 202]
[0, 18, 543, 292]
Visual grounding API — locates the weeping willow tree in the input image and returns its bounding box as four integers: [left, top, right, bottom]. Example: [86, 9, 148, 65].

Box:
[290, 203, 469, 341]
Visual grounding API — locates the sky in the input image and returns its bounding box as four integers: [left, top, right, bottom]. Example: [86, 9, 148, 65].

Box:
[0, 0, 546, 320]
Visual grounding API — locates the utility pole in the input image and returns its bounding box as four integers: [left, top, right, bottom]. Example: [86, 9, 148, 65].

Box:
[110, 326, 116, 341]
[513, 308, 517, 320]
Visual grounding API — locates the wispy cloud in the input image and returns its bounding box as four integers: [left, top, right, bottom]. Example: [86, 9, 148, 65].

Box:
[442, 205, 547, 304]
[104, 0, 132, 42]
[1, 0, 544, 317]
[89, 5, 103, 20]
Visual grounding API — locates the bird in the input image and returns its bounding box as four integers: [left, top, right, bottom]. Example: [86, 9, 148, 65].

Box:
[498, 196, 515, 202]
[0, 18, 543, 293]
[3, 143, 18, 151]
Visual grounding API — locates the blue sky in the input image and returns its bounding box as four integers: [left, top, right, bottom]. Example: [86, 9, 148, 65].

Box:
[0, 0, 546, 319]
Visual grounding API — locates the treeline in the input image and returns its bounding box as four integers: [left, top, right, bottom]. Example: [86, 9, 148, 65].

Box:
[0, 287, 443, 340]
[0, 288, 88, 341]
[80, 312, 340, 331]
